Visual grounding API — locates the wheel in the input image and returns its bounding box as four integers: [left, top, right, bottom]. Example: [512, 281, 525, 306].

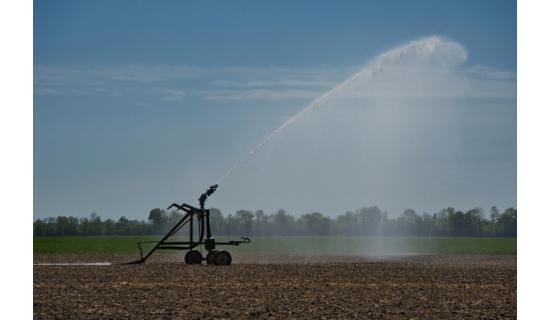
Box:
[213, 250, 232, 266]
[185, 250, 203, 265]
[185, 250, 203, 264]
[206, 250, 217, 265]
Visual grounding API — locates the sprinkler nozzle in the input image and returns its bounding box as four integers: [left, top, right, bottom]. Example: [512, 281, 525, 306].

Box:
[206, 184, 218, 196]
[199, 184, 218, 208]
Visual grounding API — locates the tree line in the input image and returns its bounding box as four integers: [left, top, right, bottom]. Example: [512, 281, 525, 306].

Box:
[34, 206, 516, 237]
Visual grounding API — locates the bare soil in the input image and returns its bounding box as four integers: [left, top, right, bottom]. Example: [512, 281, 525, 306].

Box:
[34, 254, 516, 319]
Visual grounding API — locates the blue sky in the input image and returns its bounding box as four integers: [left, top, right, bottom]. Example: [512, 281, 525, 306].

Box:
[35, 1, 516, 68]
[34, 0, 516, 219]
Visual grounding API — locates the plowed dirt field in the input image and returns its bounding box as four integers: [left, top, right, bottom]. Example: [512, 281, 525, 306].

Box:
[34, 254, 516, 319]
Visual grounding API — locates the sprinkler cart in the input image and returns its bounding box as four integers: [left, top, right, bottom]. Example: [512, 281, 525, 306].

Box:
[127, 184, 250, 265]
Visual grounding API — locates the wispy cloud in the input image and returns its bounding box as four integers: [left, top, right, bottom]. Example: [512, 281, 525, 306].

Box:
[462, 65, 517, 81]
[34, 63, 515, 103]
[336, 65, 517, 100]
[159, 89, 187, 101]
[34, 64, 347, 102]
[210, 78, 338, 89]
[198, 88, 321, 101]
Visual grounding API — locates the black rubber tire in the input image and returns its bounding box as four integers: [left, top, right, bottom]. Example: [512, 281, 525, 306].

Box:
[206, 250, 217, 265]
[184, 250, 203, 265]
[213, 250, 232, 266]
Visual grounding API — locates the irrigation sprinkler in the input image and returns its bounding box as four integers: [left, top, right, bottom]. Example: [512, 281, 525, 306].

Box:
[126, 184, 250, 265]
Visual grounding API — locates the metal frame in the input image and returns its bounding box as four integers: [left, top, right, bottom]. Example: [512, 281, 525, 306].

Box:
[127, 185, 250, 264]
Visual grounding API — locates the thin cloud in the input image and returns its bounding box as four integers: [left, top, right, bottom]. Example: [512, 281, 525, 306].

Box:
[462, 65, 517, 81]
[34, 63, 516, 102]
[199, 88, 321, 101]
[160, 89, 187, 101]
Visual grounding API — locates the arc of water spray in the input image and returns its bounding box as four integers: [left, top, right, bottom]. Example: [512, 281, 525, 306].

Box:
[215, 36, 466, 185]
[215, 66, 373, 185]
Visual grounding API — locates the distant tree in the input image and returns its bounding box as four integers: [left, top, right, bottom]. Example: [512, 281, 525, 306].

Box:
[497, 207, 517, 236]
[449, 210, 466, 236]
[466, 208, 484, 236]
[365, 206, 385, 235]
[148, 208, 166, 234]
[116, 216, 129, 234]
[89, 213, 103, 235]
[401, 209, 420, 235]
[236, 210, 254, 236]
[254, 210, 266, 235]
[208, 208, 224, 235]
[336, 211, 357, 235]
[166, 211, 184, 233]
[55, 216, 80, 236]
[33, 219, 46, 236]
[79, 217, 90, 235]
[420, 212, 435, 236]
[254, 210, 265, 224]
[274, 209, 294, 235]
[104, 218, 115, 235]
[300, 212, 330, 235]
[490, 206, 500, 222]
[33, 205, 516, 238]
